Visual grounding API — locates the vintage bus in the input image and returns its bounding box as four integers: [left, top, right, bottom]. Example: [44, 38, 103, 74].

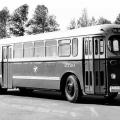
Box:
[0, 24, 120, 103]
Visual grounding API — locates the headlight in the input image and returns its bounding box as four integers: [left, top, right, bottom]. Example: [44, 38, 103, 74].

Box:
[111, 73, 116, 79]
[110, 60, 117, 66]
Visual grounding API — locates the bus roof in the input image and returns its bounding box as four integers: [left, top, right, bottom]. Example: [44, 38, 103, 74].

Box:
[1, 24, 120, 45]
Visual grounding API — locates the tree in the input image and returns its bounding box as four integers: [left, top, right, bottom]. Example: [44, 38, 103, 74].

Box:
[67, 8, 112, 30]
[77, 8, 90, 27]
[97, 17, 111, 25]
[67, 18, 77, 30]
[89, 17, 97, 26]
[115, 13, 120, 24]
[26, 5, 48, 34]
[26, 5, 59, 34]
[0, 7, 9, 38]
[34, 5, 48, 33]
[46, 15, 59, 32]
[68, 16, 97, 30]
[68, 8, 97, 29]
[7, 4, 29, 36]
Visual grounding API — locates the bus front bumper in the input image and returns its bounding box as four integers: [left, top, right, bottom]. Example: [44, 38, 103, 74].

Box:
[110, 86, 120, 92]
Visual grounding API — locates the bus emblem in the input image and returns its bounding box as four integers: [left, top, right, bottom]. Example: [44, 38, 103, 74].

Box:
[33, 66, 38, 72]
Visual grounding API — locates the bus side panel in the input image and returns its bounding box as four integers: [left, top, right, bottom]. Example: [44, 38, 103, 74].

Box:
[0, 62, 2, 87]
[56, 61, 84, 90]
[12, 60, 83, 90]
[7, 62, 13, 88]
[12, 61, 60, 89]
[0, 46, 2, 87]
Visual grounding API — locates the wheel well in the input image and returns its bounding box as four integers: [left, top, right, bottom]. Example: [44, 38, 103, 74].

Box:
[60, 72, 82, 94]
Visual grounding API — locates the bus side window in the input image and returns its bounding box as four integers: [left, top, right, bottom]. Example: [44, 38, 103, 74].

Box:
[0, 47, 2, 60]
[8, 46, 13, 59]
[46, 40, 57, 57]
[96, 71, 98, 86]
[89, 38, 92, 55]
[14, 43, 23, 58]
[24, 42, 34, 58]
[58, 39, 71, 57]
[100, 71, 104, 86]
[72, 38, 78, 57]
[100, 39, 104, 55]
[85, 40, 88, 55]
[34, 41, 45, 57]
[113, 39, 119, 52]
[3, 47, 7, 59]
[95, 39, 98, 55]
[85, 71, 88, 85]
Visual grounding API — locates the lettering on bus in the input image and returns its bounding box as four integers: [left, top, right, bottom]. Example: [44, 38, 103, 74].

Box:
[64, 63, 75, 68]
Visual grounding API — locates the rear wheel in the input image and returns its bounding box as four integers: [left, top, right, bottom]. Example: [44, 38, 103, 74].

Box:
[65, 75, 82, 103]
[0, 86, 7, 94]
[19, 88, 33, 95]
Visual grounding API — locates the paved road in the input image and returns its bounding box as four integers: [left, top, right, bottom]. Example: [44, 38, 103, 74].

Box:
[0, 90, 120, 120]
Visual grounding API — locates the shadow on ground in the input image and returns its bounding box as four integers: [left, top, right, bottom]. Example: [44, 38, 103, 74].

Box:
[3, 89, 120, 106]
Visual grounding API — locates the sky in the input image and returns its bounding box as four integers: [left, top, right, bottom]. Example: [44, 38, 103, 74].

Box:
[0, 0, 120, 30]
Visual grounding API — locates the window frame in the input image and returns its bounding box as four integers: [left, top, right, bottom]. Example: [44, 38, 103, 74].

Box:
[72, 38, 78, 57]
[84, 39, 88, 55]
[13, 43, 23, 59]
[95, 39, 98, 55]
[23, 42, 34, 58]
[58, 39, 71, 57]
[45, 40, 57, 57]
[34, 40, 45, 57]
[113, 39, 119, 52]
[100, 39, 104, 55]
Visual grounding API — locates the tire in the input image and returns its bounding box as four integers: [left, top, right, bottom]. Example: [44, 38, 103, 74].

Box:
[0, 86, 7, 94]
[65, 75, 82, 103]
[105, 92, 118, 100]
[19, 88, 33, 95]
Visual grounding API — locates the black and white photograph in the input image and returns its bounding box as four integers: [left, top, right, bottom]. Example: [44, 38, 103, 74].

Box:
[0, 0, 120, 120]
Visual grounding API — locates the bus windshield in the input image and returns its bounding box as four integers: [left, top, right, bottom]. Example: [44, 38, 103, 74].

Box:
[108, 35, 120, 54]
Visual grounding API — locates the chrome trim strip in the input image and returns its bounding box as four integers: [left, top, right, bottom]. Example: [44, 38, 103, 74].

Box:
[13, 76, 60, 81]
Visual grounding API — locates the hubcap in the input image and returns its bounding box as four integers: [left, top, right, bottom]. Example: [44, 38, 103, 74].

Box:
[66, 79, 75, 97]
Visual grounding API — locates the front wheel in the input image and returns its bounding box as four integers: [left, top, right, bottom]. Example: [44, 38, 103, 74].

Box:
[105, 92, 118, 100]
[65, 75, 82, 103]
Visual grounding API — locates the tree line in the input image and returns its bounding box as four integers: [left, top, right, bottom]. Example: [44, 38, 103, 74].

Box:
[0, 5, 120, 39]
[0, 4, 59, 39]
[68, 8, 120, 30]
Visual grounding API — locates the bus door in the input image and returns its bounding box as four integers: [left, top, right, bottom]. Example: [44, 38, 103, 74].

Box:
[94, 37, 106, 94]
[2, 46, 13, 88]
[84, 37, 94, 94]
